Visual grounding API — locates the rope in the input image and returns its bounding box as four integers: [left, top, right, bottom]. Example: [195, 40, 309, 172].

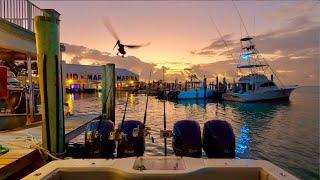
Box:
[0, 133, 62, 160]
[0, 144, 9, 155]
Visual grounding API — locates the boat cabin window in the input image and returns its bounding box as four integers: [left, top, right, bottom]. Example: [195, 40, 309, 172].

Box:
[269, 82, 276, 86]
[259, 82, 276, 87]
[241, 83, 246, 92]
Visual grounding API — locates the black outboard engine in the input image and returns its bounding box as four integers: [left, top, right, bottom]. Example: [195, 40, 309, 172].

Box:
[84, 119, 115, 158]
[172, 120, 202, 158]
[117, 120, 145, 158]
[203, 120, 235, 158]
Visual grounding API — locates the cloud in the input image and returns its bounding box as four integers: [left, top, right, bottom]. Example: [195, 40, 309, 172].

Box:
[62, 9, 319, 87]
[187, 9, 319, 86]
[268, 1, 319, 20]
[63, 43, 157, 80]
[202, 34, 235, 50]
[190, 34, 237, 57]
[190, 13, 319, 64]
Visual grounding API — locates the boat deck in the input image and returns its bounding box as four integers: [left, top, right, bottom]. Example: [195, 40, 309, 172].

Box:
[0, 115, 95, 179]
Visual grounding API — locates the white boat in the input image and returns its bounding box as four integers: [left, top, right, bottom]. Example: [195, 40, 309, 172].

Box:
[177, 87, 214, 100]
[23, 156, 297, 180]
[223, 36, 297, 102]
[176, 75, 215, 100]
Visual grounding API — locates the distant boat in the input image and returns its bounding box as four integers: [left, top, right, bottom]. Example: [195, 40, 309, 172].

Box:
[223, 36, 297, 102]
[177, 87, 214, 100]
[174, 75, 215, 100]
[0, 72, 41, 131]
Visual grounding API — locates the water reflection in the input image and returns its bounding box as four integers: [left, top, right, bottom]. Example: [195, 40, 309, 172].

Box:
[237, 124, 251, 156]
[174, 99, 215, 110]
[222, 101, 291, 158]
[64, 87, 318, 179]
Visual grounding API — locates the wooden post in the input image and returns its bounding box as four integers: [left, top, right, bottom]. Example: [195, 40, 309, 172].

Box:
[102, 64, 115, 122]
[216, 76, 219, 91]
[61, 61, 66, 104]
[35, 9, 65, 156]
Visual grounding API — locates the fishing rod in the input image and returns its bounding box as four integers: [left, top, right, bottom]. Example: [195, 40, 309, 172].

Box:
[95, 87, 112, 135]
[162, 67, 167, 156]
[143, 70, 152, 125]
[120, 93, 130, 130]
[86, 88, 112, 145]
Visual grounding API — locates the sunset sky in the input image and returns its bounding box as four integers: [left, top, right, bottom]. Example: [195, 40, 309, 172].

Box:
[30, 1, 319, 84]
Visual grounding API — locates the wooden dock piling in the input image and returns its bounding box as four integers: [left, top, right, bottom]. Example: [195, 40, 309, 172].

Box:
[34, 9, 65, 156]
[102, 64, 115, 122]
[203, 77, 207, 99]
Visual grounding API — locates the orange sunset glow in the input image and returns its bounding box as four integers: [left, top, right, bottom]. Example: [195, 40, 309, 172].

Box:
[31, 0, 319, 84]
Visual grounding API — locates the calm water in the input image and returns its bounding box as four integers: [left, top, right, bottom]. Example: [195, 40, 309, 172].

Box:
[66, 86, 319, 179]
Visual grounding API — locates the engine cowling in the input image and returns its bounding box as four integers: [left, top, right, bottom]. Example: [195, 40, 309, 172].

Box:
[172, 120, 202, 158]
[117, 120, 145, 158]
[203, 120, 235, 158]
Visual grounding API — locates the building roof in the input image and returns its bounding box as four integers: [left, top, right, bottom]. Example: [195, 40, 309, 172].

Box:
[65, 63, 138, 77]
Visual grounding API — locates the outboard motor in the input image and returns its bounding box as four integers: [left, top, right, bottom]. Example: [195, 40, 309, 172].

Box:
[203, 120, 235, 158]
[84, 118, 115, 158]
[172, 120, 202, 158]
[117, 120, 145, 158]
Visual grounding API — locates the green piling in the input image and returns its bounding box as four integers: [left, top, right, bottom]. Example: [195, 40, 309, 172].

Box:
[101, 64, 115, 122]
[34, 9, 65, 156]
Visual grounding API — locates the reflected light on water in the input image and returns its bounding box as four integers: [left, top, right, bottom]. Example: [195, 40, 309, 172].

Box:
[130, 94, 134, 106]
[236, 123, 251, 156]
[66, 93, 74, 114]
[64, 87, 319, 179]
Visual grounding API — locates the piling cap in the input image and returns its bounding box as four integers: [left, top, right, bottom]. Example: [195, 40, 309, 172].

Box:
[43, 9, 60, 19]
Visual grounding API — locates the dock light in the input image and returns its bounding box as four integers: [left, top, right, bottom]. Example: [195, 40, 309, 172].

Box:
[241, 54, 251, 61]
[67, 79, 73, 84]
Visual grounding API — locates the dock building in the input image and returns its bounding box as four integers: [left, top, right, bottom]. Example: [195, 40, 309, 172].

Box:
[65, 63, 139, 92]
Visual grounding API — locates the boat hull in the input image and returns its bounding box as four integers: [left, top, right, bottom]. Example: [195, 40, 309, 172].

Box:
[0, 114, 41, 131]
[23, 156, 298, 180]
[223, 87, 296, 102]
[177, 88, 214, 100]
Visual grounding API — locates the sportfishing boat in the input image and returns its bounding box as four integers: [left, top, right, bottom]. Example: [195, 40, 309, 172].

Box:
[223, 36, 297, 102]
[24, 156, 297, 180]
[0, 68, 41, 131]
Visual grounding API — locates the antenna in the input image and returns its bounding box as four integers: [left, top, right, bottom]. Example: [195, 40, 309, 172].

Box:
[232, 1, 249, 36]
[209, 16, 240, 76]
[253, 16, 255, 37]
[240, 20, 242, 38]
[209, 16, 237, 65]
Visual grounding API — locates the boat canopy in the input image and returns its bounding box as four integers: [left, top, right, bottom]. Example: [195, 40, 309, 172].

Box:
[237, 64, 268, 69]
[238, 73, 269, 82]
[240, 36, 253, 41]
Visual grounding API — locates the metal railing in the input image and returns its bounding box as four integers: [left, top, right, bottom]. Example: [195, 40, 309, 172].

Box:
[0, 0, 43, 32]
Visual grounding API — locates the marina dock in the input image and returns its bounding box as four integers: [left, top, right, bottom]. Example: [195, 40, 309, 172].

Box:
[0, 115, 95, 179]
[0, 0, 317, 179]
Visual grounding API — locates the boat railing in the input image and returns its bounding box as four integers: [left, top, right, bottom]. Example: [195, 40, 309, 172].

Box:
[0, 0, 44, 32]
